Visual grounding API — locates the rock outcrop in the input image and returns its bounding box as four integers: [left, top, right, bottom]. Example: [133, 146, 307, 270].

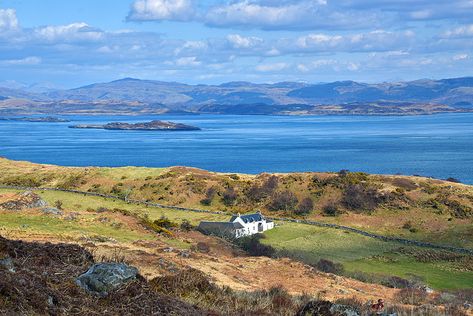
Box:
[0, 191, 48, 211]
[76, 263, 139, 297]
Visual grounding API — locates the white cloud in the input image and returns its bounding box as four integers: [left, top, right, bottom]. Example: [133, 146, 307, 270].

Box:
[175, 56, 201, 66]
[34, 23, 104, 42]
[443, 24, 473, 38]
[128, 0, 194, 21]
[2, 56, 42, 65]
[226, 34, 263, 49]
[256, 62, 288, 72]
[0, 8, 19, 32]
[204, 1, 375, 30]
[453, 53, 469, 61]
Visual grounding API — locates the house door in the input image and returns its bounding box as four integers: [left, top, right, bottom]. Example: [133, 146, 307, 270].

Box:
[258, 223, 264, 232]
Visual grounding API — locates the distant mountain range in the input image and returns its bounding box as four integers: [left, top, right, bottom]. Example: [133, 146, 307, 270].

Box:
[1, 77, 472, 115]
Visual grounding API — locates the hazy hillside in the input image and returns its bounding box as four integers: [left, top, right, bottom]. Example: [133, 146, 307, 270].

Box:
[1, 77, 473, 115]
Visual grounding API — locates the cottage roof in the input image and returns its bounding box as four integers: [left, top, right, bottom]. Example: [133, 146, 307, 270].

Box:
[199, 221, 245, 229]
[230, 213, 264, 223]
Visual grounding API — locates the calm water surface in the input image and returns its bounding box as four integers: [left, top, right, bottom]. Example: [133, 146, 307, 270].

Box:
[1, 114, 473, 183]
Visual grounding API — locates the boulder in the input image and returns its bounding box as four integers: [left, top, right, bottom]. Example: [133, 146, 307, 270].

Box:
[41, 207, 63, 215]
[330, 304, 360, 316]
[296, 300, 361, 316]
[0, 257, 15, 273]
[76, 262, 138, 297]
[0, 191, 47, 211]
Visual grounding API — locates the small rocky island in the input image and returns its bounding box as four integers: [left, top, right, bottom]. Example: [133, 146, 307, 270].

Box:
[69, 120, 201, 131]
[0, 116, 70, 122]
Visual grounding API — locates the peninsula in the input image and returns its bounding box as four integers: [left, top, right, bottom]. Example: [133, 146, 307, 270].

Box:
[69, 120, 200, 131]
[0, 116, 70, 122]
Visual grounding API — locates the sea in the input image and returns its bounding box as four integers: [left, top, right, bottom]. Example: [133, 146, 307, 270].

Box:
[1, 113, 473, 184]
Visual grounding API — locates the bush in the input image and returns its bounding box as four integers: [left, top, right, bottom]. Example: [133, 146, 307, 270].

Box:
[322, 202, 341, 216]
[247, 175, 279, 202]
[395, 288, 428, 306]
[315, 259, 344, 274]
[294, 197, 313, 216]
[200, 186, 217, 206]
[222, 187, 238, 206]
[180, 219, 194, 232]
[341, 184, 385, 212]
[154, 216, 178, 229]
[54, 200, 63, 210]
[267, 190, 298, 212]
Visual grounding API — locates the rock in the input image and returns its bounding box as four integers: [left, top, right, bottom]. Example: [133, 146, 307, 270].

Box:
[178, 251, 191, 258]
[76, 262, 138, 297]
[41, 207, 63, 215]
[0, 191, 47, 211]
[296, 300, 333, 316]
[0, 257, 15, 273]
[330, 304, 360, 316]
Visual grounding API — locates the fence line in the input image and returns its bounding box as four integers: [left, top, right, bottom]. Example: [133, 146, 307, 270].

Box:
[1, 185, 472, 255]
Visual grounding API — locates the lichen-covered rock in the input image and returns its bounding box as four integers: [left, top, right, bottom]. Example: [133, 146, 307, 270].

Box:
[41, 207, 63, 215]
[330, 304, 360, 316]
[0, 257, 15, 273]
[76, 263, 138, 297]
[0, 191, 47, 211]
[296, 300, 333, 315]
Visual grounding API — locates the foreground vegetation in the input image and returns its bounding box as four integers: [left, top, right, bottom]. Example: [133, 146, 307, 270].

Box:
[0, 158, 472, 292]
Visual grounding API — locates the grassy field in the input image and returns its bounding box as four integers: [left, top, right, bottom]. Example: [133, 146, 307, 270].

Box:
[262, 223, 473, 290]
[1, 156, 473, 291]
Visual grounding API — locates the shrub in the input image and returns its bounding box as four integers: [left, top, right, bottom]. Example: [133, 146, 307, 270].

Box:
[200, 186, 217, 206]
[247, 175, 279, 202]
[267, 190, 298, 212]
[195, 242, 210, 253]
[54, 200, 63, 210]
[180, 219, 194, 232]
[322, 202, 341, 216]
[382, 276, 412, 289]
[222, 187, 238, 206]
[395, 288, 428, 306]
[446, 177, 461, 183]
[294, 197, 313, 215]
[315, 259, 344, 274]
[341, 184, 385, 212]
[154, 216, 178, 229]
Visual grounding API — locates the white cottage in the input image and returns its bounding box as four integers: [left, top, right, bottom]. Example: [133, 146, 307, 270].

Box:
[198, 211, 274, 239]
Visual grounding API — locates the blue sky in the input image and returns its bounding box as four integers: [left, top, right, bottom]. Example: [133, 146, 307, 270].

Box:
[0, 0, 472, 88]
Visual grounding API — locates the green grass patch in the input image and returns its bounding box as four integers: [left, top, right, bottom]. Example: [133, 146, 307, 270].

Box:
[0, 212, 151, 242]
[262, 222, 400, 264]
[345, 256, 473, 290]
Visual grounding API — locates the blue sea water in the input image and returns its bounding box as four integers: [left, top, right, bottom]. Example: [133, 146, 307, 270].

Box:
[1, 113, 473, 183]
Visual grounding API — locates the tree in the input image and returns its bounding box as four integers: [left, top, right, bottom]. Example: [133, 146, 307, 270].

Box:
[294, 197, 313, 215]
[268, 190, 298, 212]
[222, 187, 238, 206]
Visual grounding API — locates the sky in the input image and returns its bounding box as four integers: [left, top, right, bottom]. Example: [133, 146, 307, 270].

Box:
[0, 0, 472, 88]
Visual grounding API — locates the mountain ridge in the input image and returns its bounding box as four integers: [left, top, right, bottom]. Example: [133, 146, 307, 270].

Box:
[1, 76, 472, 115]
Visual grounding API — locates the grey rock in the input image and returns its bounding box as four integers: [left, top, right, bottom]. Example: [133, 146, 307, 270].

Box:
[330, 304, 360, 316]
[41, 207, 63, 215]
[20, 191, 48, 208]
[76, 262, 138, 297]
[0, 257, 15, 273]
